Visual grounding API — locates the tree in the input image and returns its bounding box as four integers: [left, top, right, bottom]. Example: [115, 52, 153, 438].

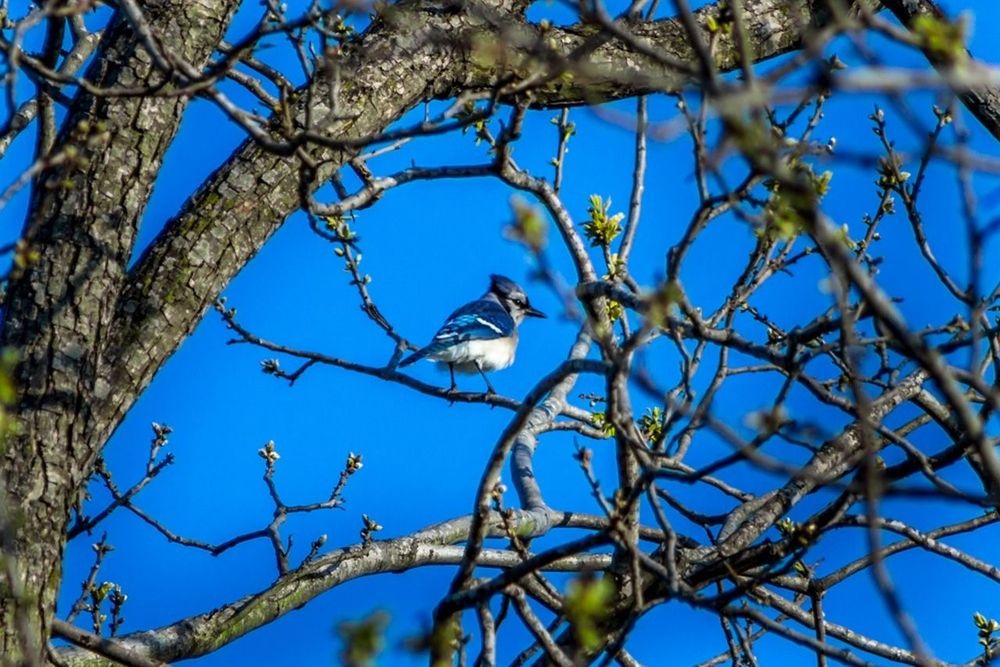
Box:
[1, 0, 999, 664]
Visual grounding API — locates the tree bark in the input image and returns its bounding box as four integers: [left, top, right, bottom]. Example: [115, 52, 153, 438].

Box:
[0, 1, 238, 660]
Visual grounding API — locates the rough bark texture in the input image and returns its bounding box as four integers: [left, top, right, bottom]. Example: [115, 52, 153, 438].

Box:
[0, 1, 238, 659]
[463, 0, 866, 105]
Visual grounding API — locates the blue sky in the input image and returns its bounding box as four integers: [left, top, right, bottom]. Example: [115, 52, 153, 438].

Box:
[3, 0, 1000, 664]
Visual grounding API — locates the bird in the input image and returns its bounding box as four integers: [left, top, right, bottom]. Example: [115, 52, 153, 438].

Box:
[399, 274, 546, 394]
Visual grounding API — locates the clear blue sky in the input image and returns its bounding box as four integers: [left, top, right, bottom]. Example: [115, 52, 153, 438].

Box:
[3, 0, 1000, 664]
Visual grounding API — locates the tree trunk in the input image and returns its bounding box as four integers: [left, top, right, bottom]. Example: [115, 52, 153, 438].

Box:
[0, 2, 237, 660]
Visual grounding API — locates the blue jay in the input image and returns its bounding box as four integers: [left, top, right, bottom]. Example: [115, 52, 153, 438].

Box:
[399, 274, 545, 393]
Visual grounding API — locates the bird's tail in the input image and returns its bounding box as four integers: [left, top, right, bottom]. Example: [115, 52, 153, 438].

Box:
[398, 346, 431, 367]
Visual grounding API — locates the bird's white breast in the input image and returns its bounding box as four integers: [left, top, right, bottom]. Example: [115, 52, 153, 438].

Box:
[430, 336, 517, 372]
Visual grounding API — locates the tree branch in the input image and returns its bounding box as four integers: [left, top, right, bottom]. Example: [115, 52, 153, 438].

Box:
[55, 511, 632, 665]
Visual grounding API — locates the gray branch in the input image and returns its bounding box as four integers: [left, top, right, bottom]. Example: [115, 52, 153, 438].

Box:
[55, 512, 623, 665]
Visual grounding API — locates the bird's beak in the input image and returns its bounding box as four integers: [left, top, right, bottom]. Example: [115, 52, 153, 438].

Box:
[525, 305, 546, 319]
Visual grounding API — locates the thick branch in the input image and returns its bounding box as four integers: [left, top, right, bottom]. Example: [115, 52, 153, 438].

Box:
[712, 371, 928, 560]
[881, 0, 1000, 141]
[55, 511, 628, 665]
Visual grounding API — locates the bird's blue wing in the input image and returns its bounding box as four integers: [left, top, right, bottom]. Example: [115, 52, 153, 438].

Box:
[433, 300, 514, 343]
[399, 299, 514, 367]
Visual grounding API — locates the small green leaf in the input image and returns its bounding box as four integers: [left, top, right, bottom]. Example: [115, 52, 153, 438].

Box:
[590, 412, 615, 438]
[638, 406, 665, 442]
[582, 195, 624, 248]
[757, 164, 833, 241]
[565, 574, 615, 653]
[912, 14, 968, 65]
[504, 196, 548, 252]
[336, 610, 390, 667]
